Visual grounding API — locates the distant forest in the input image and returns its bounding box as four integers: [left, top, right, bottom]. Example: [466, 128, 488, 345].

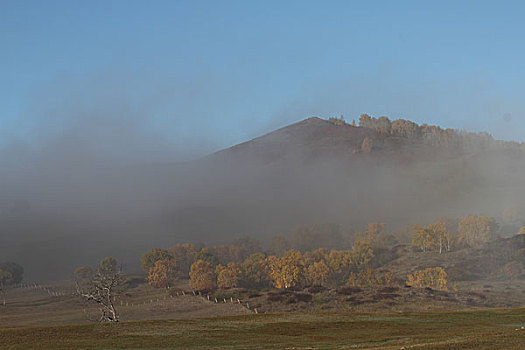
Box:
[330, 114, 524, 152]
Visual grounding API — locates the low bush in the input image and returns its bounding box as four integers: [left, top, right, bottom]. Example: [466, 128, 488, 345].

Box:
[337, 287, 362, 295]
[295, 293, 312, 302]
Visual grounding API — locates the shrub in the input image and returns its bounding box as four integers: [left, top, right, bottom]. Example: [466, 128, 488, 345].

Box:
[336, 287, 362, 295]
[295, 293, 313, 302]
[308, 285, 326, 294]
[406, 267, 448, 291]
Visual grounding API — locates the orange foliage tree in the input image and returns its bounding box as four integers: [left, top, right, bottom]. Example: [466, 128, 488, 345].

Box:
[266, 250, 304, 289]
[406, 267, 448, 290]
[168, 243, 197, 276]
[141, 248, 172, 273]
[216, 262, 242, 289]
[189, 260, 216, 290]
[240, 252, 270, 288]
[147, 258, 177, 289]
[306, 260, 330, 286]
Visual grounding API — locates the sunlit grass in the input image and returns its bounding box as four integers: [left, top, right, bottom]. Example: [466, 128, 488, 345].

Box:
[2, 308, 525, 349]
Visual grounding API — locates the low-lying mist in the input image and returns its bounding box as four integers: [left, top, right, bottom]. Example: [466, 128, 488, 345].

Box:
[2, 79, 525, 282]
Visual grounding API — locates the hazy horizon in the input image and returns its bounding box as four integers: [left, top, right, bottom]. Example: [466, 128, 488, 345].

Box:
[3, 1, 525, 163]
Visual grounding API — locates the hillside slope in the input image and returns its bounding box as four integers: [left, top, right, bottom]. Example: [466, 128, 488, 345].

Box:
[2, 116, 525, 281]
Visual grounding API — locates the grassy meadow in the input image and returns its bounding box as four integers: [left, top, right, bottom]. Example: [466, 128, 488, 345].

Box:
[2, 308, 525, 349]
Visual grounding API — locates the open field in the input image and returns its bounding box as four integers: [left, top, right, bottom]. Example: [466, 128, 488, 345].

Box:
[1, 276, 525, 327]
[0, 280, 251, 327]
[2, 308, 525, 349]
[1, 270, 524, 349]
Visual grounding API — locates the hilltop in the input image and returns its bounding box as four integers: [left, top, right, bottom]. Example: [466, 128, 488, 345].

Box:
[2, 115, 525, 281]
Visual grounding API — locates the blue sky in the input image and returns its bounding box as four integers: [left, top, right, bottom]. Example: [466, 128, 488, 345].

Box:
[2, 0, 525, 158]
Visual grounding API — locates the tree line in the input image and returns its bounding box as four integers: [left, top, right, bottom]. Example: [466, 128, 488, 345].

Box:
[139, 218, 464, 294]
[72, 212, 518, 322]
[329, 114, 524, 152]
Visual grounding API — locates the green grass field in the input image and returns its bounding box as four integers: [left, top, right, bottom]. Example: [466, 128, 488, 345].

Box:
[2, 308, 525, 349]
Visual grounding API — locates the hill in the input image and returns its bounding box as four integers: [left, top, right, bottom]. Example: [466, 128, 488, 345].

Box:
[2, 115, 525, 281]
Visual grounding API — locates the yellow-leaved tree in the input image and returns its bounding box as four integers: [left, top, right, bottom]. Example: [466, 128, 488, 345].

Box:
[147, 258, 177, 289]
[240, 252, 270, 288]
[189, 260, 216, 290]
[349, 241, 374, 269]
[406, 267, 448, 290]
[306, 260, 330, 286]
[266, 250, 304, 289]
[141, 248, 172, 273]
[412, 221, 453, 253]
[457, 215, 498, 248]
[215, 262, 241, 289]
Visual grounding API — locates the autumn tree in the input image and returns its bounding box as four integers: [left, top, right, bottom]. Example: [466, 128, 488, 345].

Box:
[240, 252, 270, 288]
[346, 268, 377, 288]
[141, 248, 172, 273]
[189, 260, 216, 290]
[76, 257, 124, 322]
[266, 250, 304, 289]
[328, 115, 346, 126]
[413, 220, 455, 253]
[428, 221, 451, 253]
[302, 248, 352, 288]
[457, 215, 498, 248]
[325, 249, 351, 274]
[306, 260, 330, 286]
[350, 241, 374, 269]
[216, 262, 242, 289]
[412, 225, 433, 252]
[147, 258, 177, 289]
[406, 267, 448, 290]
[358, 114, 373, 128]
[357, 114, 391, 135]
[355, 223, 385, 248]
[391, 119, 421, 139]
[168, 243, 197, 276]
[194, 248, 220, 267]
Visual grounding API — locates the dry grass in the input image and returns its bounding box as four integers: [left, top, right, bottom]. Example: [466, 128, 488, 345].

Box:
[2, 308, 525, 349]
[0, 279, 251, 327]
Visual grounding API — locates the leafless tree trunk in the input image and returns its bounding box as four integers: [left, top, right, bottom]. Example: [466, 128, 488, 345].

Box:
[76, 268, 124, 322]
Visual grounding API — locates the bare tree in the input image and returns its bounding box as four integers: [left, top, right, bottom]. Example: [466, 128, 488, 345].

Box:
[75, 257, 124, 322]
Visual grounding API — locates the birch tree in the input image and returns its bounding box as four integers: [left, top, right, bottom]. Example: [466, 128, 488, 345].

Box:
[75, 257, 124, 322]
